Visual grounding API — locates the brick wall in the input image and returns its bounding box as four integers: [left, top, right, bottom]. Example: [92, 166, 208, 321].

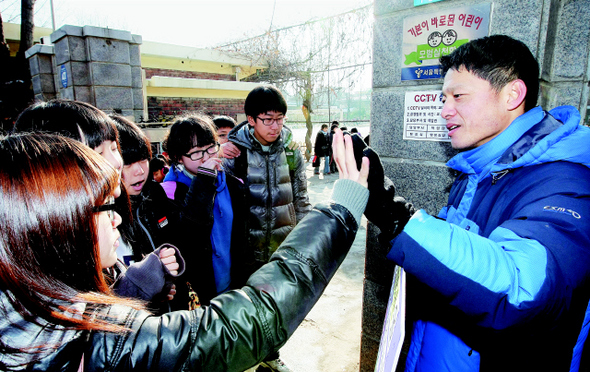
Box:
[147, 96, 244, 122]
[145, 68, 235, 81]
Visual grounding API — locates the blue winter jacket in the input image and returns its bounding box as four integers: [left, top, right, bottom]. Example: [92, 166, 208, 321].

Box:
[387, 106, 590, 371]
[163, 166, 234, 295]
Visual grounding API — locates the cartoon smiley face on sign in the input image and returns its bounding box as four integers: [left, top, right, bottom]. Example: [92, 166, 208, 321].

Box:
[427, 32, 443, 48]
[442, 29, 458, 46]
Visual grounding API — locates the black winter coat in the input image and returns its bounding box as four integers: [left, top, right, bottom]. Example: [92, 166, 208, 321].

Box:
[130, 181, 184, 254]
[314, 130, 329, 157]
[166, 170, 249, 309]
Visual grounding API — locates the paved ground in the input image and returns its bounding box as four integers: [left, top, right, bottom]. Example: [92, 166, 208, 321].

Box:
[279, 162, 366, 372]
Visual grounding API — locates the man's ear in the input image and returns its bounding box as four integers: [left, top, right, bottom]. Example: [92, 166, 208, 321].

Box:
[247, 116, 256, 126]
[506, 79, 527, 111]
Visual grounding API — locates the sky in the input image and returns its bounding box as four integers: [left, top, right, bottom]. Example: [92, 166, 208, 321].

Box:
[2, 0, 372, 48]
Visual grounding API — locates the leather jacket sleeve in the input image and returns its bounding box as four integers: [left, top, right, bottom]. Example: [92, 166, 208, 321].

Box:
[87, 201, 360, 372]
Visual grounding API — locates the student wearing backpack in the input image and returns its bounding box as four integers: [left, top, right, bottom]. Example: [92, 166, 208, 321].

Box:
[224, 86, 312, 273]
[224, 86, 312, 372]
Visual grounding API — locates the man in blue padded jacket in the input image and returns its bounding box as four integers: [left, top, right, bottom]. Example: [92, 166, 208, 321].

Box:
[357, 35, 590, 371]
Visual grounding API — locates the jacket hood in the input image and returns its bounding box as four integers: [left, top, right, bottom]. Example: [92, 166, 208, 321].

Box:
[163, 164, 193, 187]
[447, 105, 590, 175]
[227, 120, 294, 153]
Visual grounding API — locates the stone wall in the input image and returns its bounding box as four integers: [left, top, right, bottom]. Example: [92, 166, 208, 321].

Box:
[362, 0, 590, 371]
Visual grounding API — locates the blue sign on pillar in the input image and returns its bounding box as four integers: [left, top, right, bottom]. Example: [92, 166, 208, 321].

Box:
[60, 65, 68, 88]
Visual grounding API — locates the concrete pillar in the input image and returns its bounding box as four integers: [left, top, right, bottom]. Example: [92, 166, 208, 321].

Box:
[540, 0, 590, 119]
[130, 34, 145, 122]
[362, 0, 590, 371]
[46, 25, 144, 122]
[25, 44, 56, 102]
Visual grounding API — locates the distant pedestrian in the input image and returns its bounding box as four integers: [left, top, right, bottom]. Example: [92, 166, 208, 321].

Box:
[313, 124, 330, 175]
[329, 121, 340, 173]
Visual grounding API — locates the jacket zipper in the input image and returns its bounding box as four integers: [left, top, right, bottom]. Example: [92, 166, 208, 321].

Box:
[136, 206, 156, 250]
[491, 169, 511, 185]
[265, 153, 272, 259]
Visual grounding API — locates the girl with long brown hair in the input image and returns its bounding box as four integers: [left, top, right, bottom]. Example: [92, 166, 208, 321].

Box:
[12, 100, 181, 311]
[0, 130, 369, 371]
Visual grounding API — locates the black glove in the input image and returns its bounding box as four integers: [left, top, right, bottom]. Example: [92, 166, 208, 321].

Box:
[347, 133, 416, 243]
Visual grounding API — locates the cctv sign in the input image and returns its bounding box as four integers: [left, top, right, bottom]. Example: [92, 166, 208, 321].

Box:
[403, 91, 449, 142]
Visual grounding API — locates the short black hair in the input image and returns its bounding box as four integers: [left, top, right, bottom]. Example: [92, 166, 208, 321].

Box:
[244, 86, 287, 118]
[213, 115, 237, 129]
[13, 99, 118, 149]
[163, 114, 217, 164]
[321, 124, 328, 130]
[149, 157, 166, 173]
[110, 115, 151, 165]
[439, 35, 539, 112]
[157, 154, 169, 165]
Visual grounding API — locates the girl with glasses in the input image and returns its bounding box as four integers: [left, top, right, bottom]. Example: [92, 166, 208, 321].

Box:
[161, 114, 250, 307]
[0, 131, 369, 372]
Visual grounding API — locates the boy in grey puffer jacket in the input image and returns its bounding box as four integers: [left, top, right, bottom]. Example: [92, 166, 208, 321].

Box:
[223, 85, 312, 372]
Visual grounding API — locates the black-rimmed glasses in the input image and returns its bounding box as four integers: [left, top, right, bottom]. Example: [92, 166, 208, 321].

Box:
[256, 116, 285, 126]
[93, 196, 116, 224]
[184, 142, 220, 161]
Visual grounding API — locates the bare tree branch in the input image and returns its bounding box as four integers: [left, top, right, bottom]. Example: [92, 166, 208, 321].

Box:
[216, 5, 373, 159]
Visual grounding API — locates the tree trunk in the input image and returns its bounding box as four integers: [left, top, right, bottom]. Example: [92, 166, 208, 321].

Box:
[0, 12, 10, 65]
[301, 73, 313, 161]
[0, 11, 12, 133]
[18, 0, 35, 59]
[0, 0, 35, 133]
[0, 12, 11, 82]
[303, 111, 313, 162]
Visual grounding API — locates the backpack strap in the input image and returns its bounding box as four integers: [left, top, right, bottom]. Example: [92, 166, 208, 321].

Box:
[233, 145, 248, 182]
[284, 147, 297, 177]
